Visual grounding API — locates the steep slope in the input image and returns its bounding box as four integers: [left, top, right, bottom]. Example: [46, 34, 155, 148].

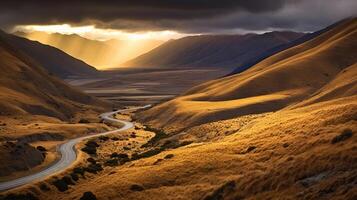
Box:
[139, 18, 357, 133]
[0, 31, 98, 78]
[0, 34, 107, 120]
[123, 31, 304, 69]
[16, 31, 163, 69]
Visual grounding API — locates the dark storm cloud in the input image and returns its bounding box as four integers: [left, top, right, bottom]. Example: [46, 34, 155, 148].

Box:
[0, 0, 356, 33]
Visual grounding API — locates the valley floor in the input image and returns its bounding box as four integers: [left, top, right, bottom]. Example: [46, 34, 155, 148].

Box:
[66, 67, 231, 106]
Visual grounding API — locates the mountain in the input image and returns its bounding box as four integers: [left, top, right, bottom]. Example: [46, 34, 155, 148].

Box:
[0, 31, 98, 78]
[122, 31, 305, 69]
[38, 19, 357, 200]
[0, 33, 107, 120]
[228, 19, 342, 75]
[15, 31, 163, 69]
[138, 18, 357, 132]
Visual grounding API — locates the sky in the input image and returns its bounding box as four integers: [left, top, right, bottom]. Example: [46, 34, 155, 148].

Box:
[1, 0, 356, 41]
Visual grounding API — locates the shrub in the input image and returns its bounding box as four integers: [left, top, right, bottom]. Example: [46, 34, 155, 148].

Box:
[130, 184, 144, 191]
[331, 129, 353, 144]
[62, 176, 75, 185]
[110, 152, 129, 159]
[105, 159, 119, 167]
[86, 140, 99, 148]
[79, 119, 90, 123]
[80, 192, 97, 200]
[73, 167, 85, 176]
[36, 146, 47, 152]
[111, 137, 120, 141]
[98, 135, 109, 141]
[87, 157, 97, 164]
[39, 183, 50, 191]
[52, 179, 68, 192]
[81, 146, 97, 155]
[70, 172, 79, 181]
[131, 148, 163, 160]
[85, 163, 103, 174]
[164, 154, 174, 159]
[141, 126, 168, 148]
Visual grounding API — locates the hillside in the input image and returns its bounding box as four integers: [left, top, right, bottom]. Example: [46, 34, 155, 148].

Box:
[122, 31, 304, 69]
[139, 18, 357, 133]
[0, 31, 98, 78]
[16, 31, 163, 69]
[14, 18, 356, 200]
[0, 34, 107, 120]
[2, 18, 356, 200]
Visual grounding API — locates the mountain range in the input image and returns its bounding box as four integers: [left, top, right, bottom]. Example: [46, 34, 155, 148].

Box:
[123, 31, 305, 69]
[16, 31, 163, 69]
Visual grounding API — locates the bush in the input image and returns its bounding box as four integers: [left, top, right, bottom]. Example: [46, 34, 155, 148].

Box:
[87, 157, 97, 164]
[131, 148, 163, 160]
[111, 137, 120, 141]
[39, 183, 50, 191]
[86, 141, 99, 148]
[105, 159, 119, 167]
[80, 192, 97, 200]
[79, 119, 90, 123]
[331, 129, 353, 144]
[85, 163, 103, 174]
[73, 167, 85, 176]
[164, 154, 174, 159]
[130, 184, 144, 191]
[52, 179, 68, 192]
[36, 146, 47, 152]
[141, 126, 168, 148]
[62, 176, 75, 185]
[81, 146, 97, 155]
[98, 135, 109, 141]
[70, 172, 79, 181]
[110, 152, 129, 159]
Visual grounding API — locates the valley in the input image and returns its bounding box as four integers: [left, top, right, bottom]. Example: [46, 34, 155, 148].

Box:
[0, 3, 356, 200]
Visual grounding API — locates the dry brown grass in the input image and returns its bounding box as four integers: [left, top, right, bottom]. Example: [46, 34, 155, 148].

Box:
[7, 95, 354, 200]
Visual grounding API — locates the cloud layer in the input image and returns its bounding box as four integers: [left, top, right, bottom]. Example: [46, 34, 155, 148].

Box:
[1, 0, 356, 33]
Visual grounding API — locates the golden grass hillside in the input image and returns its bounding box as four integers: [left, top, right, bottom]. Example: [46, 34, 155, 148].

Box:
[14, 88, 356, 200]
[0, 34, 112, 179]
[138, 18, 357, 133]
[0, 36, 108, 120]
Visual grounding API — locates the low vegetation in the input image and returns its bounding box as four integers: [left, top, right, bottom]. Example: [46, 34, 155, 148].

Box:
[80, 192, 97, 200]
[331, 129, 353, 144]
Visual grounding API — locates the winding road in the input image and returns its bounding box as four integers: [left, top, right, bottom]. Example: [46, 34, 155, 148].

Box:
[0, 105, 151, 191]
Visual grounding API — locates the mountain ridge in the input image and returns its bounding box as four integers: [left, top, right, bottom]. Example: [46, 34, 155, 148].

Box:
[122, 31, 305, 69]
[0, 31, 99, 78]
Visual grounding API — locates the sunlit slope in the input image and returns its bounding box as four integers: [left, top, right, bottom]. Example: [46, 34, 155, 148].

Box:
[0, 36, 107, 120]
[41, 89, 357, 200]
[139, 18, 357, 132]
[0, 31, 98, 78]
[16, 31, 163, 69]
[123, 32, 304, 68]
